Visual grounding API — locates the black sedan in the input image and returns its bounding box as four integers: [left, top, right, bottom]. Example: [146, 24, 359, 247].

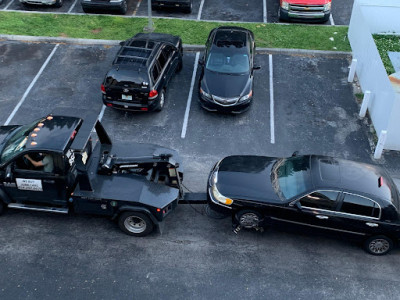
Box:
[198, 26, 260, 114]
[208, 154, 400, 255]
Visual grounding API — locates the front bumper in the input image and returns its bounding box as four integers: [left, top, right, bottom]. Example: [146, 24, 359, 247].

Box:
[198, 94, 252, 114]
[20, 0, 56, 5]
[152, 0, 191, 9]
[102, 94, 159, 112]
[279, 7, 330, 22]
[81, 0, 124, 10]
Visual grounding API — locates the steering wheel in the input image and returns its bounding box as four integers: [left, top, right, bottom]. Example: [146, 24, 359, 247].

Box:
[23, 156, 33, 168]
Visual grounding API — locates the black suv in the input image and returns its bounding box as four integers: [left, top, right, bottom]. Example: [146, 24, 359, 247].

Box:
[101, 33, 183, 112]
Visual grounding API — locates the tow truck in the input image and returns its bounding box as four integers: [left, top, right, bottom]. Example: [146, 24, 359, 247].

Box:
[0, 112, 184, 236]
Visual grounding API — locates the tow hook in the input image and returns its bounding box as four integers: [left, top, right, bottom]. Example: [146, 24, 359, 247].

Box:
[233, 224, 242, 234]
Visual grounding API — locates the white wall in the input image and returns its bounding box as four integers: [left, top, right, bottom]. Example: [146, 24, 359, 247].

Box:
[349, 0, 400, 151]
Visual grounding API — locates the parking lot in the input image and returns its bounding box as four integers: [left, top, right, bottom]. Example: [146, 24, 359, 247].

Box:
[1, 38, 400, 299]
[1, 0, 354, 25]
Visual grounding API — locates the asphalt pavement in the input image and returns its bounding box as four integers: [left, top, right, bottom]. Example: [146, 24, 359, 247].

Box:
[1, 38, 400, 299]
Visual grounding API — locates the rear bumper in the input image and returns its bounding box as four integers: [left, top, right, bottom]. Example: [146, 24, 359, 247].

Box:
[279, 7, 330, 22]
[81, 0, 124, 10]
[103, 95, 158, 112]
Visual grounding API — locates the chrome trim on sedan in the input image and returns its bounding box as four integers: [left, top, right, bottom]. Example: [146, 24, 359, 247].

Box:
[270, 217, 366, 236]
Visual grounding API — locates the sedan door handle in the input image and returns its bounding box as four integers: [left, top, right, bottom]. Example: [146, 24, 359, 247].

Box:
[316, 215, 329, 220]
[366, 222, 379, 227]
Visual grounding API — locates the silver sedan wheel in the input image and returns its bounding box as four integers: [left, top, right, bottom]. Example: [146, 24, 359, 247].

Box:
[124, 216, 147, 234]
[368, 238, 390, 254]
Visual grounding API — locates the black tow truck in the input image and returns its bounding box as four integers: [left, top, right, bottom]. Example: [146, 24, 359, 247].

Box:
[0, 113, 184, 236]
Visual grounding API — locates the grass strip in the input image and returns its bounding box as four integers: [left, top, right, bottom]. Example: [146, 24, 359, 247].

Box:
[373, 34, 400, 75]
[0, 11, 350, 51]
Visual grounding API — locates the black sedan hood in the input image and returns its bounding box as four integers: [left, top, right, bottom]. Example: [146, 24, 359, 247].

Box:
[216, 156, 282, 203]
[202, 70, 250, 98]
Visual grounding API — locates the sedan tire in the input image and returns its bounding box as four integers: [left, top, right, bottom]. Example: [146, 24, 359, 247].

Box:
[54, 0, 63, 7]
[118, 211, 154, 237]
[236, 210, 262, 229]
[364, 235, 393, 256]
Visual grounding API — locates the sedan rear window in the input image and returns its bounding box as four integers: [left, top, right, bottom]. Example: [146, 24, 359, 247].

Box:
[340, 193, 380, 218]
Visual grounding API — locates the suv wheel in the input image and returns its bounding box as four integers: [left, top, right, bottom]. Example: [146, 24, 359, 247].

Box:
[118, 211, 154, 237]
[155, 90, 165, 111]
[236, 210, 262, 229]
[54, 0, 63, 8]
[364, 235, 393, 255]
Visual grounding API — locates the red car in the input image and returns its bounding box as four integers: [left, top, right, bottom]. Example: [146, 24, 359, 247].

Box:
[278, 0, 331, 23]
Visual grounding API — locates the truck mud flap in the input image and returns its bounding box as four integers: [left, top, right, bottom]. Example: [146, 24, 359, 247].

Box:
[179, 193, 207, 204]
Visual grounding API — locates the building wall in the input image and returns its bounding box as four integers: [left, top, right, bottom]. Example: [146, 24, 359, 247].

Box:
[349, 0, 400, 150]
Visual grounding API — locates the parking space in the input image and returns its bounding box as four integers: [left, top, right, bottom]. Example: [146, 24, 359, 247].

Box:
[0, 41, 55, 124]
[3, 39, 400, 298]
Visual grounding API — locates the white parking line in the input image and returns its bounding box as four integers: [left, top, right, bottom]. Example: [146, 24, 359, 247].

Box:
[181, 52, 200, 139]
[263, 0, 267, 23]
[3, 0, 15, 10]
[132, 0, 142, 16]
[68, 0, 79, 13]
[97, 104, 106, 122]
[329, 14, 335, 25]
[4, 44, 59, 125]
[269, 54, 275, 144]
[197, 0, 205, 20]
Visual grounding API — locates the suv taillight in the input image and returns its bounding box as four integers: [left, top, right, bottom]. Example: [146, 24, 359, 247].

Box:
[148, 89, 158, 100]
[101, 84, 106, 94]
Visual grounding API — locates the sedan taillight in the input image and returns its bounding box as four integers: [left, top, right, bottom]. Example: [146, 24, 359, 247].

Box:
[101, 84, 106, 94]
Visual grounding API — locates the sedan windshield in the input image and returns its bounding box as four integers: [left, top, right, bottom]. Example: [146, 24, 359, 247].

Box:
[271, 156, 312, 200]
[0, 119, 42, 164]
[206, 50, 250, 74]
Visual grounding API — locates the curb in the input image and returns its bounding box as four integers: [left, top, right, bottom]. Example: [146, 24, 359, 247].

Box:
[0, 34, 352, 56]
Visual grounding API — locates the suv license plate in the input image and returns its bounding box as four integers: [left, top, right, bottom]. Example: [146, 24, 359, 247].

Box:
[122, 94, 132, 101]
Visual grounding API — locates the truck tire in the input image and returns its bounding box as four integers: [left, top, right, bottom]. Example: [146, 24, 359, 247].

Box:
[118, 211, 154, 237]
[119, 0, 127, 14]
[54, 0, 63, 8]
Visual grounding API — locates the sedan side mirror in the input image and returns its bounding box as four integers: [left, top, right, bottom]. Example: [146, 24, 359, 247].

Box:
[292, 151, 299, 157]
[119, 41, 126, 46]
[253, 65, 261, 70]
[198, 58, 204, 65]
[289, 200, 302, 210]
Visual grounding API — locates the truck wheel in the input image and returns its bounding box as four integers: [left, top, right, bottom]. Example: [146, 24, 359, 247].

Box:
[54, 0, 63, 8]
[118, 211, 154, 237]
[119, 0, 127, 14]
[363, 235, 393, 256]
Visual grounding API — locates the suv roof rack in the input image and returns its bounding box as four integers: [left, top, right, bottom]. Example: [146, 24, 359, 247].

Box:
[113, 39, 163, 68]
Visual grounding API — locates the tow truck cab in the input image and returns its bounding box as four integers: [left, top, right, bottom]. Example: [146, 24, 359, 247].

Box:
[279, 0, 331, 23]
[0, 114, 182, 236]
